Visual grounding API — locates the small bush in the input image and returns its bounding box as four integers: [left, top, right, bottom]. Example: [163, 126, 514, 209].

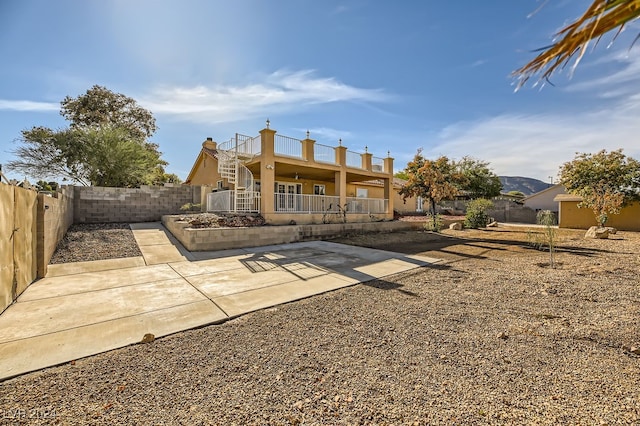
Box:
[180, 203, 201, 212]
[423, 214, 444, 232]
[464, 199, 494, 229]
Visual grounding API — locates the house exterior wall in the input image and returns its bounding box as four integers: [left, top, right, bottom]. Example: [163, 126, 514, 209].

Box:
[558, 200, 640, 231]
[186, 154, 223, 186]
[524, 185, 565, 212]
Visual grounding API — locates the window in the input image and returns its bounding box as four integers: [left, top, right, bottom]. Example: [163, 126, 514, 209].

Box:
[416, 196, 424, 212]
[217, 180, 224, 190]
[253, 181, 261, 192]
[356, 188, 368, 198]
[314, 184, 325, 195]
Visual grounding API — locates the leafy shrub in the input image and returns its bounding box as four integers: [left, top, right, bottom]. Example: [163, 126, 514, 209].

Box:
[464, 199, 494, 229]
[180, 202, 201, 212]
[536, 210, 558, 268]
[423, 214, 444, 232]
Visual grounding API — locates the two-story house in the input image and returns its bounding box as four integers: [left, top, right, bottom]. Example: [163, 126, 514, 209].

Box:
[185, 123, 398, 224]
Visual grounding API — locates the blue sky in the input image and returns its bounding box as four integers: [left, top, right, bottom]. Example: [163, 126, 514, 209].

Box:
[1, 0, 640, 183]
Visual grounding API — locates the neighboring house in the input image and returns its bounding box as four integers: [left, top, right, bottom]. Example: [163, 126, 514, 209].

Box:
[184, 124, 398, 224]
[523, 184, 566, 213]
[554, 194, 640, 231]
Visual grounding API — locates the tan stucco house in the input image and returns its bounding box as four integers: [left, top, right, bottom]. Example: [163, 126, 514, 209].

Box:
[185, 124, 406, 224]
[554, 194, 640, 231]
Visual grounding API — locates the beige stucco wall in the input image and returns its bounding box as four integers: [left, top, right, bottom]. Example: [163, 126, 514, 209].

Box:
[559, 200, 640, 231]
[186, 153, 223, 186]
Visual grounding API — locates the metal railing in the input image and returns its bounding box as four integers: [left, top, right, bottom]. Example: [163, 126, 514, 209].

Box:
[346, 150, 363, 168]
[274, 134, 302, 158]
[345, 197, 388, 214]
[218, 134, 261, 156]
[207, 190, 261, 213]
[371, 156, 385, 172]
[314, 143, 336, 164]
[274, 194, 340, 213]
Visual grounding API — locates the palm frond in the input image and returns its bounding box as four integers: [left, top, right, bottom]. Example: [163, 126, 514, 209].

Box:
[513, 0, 640, 89]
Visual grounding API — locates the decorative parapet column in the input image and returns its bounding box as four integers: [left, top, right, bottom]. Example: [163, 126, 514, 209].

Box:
[302, 134, 315, 162]
[362, 147, 372, 171]
[259, 126, 276, 218]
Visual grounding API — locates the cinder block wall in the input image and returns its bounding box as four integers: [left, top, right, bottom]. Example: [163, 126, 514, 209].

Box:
[74, 185, 201, 223]
[36, 186, 74, 277]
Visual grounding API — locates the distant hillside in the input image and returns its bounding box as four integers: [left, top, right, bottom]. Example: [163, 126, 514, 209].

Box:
[499, 176, 550, 196]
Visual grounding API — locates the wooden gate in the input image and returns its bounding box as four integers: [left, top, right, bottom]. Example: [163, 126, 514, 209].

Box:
[1, 183, 37, 313]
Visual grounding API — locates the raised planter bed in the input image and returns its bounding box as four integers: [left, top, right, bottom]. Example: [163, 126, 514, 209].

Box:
[162, 215, 425, 251]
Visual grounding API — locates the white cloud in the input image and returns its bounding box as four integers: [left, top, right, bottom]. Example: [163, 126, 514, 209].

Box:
[140, 70, 389, 124]
[0, 100, 58, 112]
[432, 51, 640, 180]
[297, 127, 353, 142]
[430, 102, 640, 180]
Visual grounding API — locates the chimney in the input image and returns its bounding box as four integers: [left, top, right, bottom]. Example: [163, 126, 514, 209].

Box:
[202, 137, 216, 150]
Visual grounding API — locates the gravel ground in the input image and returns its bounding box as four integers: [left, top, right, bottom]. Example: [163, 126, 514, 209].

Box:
[49, 223, 142, 264]
[1, 225, 639, 424]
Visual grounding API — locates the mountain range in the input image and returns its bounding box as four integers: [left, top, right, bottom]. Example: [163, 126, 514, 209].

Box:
[499, 176, 551, 196]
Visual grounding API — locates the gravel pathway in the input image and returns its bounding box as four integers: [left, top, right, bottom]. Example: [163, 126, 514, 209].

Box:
[1, 227, 638, 424]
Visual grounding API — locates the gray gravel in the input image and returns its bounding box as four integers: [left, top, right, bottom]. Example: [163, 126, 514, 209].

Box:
[1, 228, 639, 424]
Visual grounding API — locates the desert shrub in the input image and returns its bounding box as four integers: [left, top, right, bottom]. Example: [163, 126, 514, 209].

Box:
[537, 210, 558, 268]
[180, 202, 201, 212]
[464, 199, 494, 229]
[423, 214, 444, 232]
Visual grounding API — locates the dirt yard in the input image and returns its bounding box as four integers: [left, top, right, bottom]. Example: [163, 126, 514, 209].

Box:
[2, 224, 639, 424]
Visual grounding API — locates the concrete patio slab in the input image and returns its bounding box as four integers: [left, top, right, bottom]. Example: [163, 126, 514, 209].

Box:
[46, 256, 146, 277]
[0, 300, 226, 380]
[0, 223, 442, 381]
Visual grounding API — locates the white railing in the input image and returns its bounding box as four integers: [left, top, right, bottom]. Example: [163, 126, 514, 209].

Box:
[346, 150, 363, 168]
[314, 143, 336, 164]
[372, 156, 385, 172]
[218, 134, 261, 156]
[207, 190, 260, 213]
[274, 134, 302, 158]
[346, 197, 388, 214]
[274, 194, 340, 213]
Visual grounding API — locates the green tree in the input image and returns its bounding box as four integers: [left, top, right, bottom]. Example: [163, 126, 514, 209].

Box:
[7, 86, 169, 187]
[506, 190, 526, 198]
[455, 156, 502, 199]
[399, 149, 462, 230]
[61, 85, 156, 140]
[559, 149, 640, 226]
[514, 0, 640, 87]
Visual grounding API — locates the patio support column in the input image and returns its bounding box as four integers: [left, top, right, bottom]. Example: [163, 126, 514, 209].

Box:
[384, 155, 394, 217]
[335, 145, 348, 211]
[260, 126, 277, 220]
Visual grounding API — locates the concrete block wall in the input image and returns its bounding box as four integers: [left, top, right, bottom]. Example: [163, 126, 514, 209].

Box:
[36, 186, 74, 277]
[74, 185, 201, 223]
[163, 215, 424, 251]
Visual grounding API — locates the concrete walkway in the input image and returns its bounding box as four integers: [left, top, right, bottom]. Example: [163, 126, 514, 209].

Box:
[0, 223, 440, 380]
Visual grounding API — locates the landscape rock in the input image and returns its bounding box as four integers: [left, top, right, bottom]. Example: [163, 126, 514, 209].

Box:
[449, 222, 463, 231]
[487, 221, 498, 227]
[141, 333, 155, 343]
[585, 226, 609, 239]
[605, 227, 618, 235]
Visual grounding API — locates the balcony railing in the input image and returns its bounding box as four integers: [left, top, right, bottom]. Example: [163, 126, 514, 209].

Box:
[218, 134, 261, 156]
[274, 134, 302, 158]
[314, 143, 336, 164]
[274, 194, 340, 213]
[346, 197, 388, 214]
[372, 156, 385, 172]
[346, 150, 363, 168]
